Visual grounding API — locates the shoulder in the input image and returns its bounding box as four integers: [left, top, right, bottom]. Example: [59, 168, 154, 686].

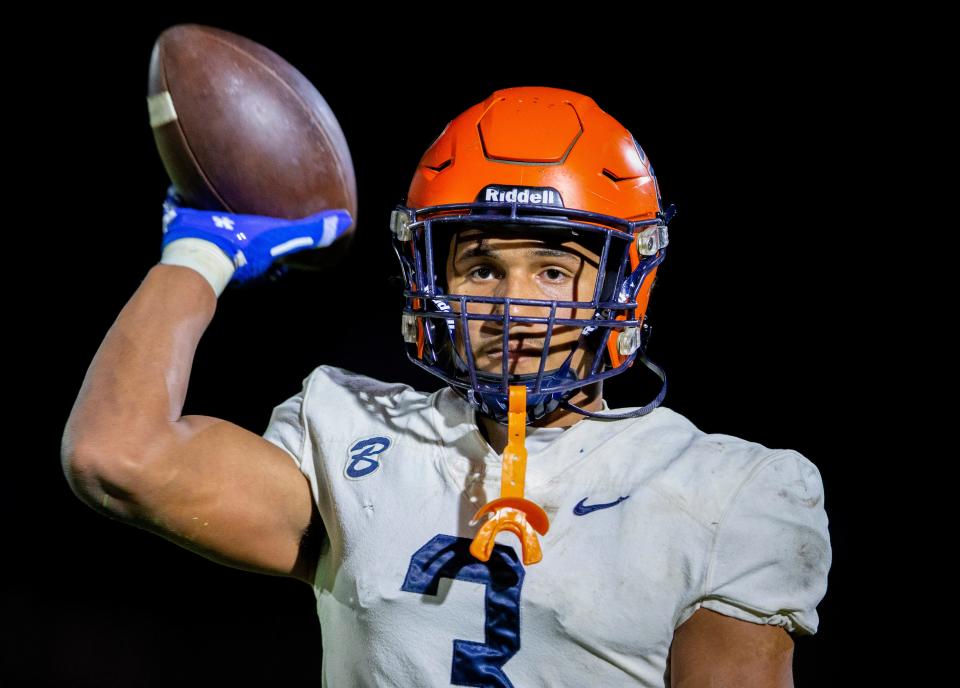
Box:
[297, 365, 443, 438]
[601, 404, 824, 528]
[302, 365, 429, 408]
[592, 403, 771, 474]
[306, 364, 415, 396]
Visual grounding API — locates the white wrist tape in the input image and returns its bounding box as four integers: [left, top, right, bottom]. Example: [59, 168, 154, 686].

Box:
[160, 237, 236, 297]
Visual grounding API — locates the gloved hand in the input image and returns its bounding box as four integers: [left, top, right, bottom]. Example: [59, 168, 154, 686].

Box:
[160, 184, 353, 291]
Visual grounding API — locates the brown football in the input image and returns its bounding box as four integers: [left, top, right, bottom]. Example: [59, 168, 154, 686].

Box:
[146, 23, 357, 272]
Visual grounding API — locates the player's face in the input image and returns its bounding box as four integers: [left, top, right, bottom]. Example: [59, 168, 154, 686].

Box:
[444, 227, 601, 376]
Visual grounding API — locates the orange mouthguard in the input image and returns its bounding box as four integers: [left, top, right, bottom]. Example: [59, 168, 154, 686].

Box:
[469, 385, 550, 565]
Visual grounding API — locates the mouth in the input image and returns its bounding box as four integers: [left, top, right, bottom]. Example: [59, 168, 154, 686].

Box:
[484, 342, 543, 362]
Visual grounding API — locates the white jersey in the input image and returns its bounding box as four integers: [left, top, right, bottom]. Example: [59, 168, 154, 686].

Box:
[262, 365, 831, 688]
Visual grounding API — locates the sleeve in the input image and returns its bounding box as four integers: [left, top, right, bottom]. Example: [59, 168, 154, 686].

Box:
[694, 450, 832, 636]
[262, 372, 311, 470]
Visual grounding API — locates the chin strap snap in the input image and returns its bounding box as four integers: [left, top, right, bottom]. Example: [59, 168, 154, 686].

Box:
[469, 385, 550, 565]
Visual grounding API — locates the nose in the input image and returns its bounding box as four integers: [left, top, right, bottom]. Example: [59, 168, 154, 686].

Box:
[492, 272, 547, 324]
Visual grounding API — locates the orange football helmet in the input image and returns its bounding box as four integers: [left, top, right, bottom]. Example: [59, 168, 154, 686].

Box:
[390, 86, 676, 423]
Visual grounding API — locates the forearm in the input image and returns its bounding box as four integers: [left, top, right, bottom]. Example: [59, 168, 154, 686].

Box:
[63, 263, 216, 465]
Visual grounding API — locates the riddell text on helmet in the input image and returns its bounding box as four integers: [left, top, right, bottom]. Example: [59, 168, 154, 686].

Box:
[481, 185, 564, 207]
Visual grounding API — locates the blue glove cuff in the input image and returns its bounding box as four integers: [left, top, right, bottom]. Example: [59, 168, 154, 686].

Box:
[160, 185, 353, 287]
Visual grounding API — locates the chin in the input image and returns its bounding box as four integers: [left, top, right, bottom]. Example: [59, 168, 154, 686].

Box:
[480, 353, 560, 377]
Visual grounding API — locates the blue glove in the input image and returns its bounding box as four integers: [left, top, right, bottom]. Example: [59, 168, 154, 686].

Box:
[161, 185, 353, 287]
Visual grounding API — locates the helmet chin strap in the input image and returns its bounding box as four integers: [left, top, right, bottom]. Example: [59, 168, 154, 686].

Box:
[559, 352, 667, 420]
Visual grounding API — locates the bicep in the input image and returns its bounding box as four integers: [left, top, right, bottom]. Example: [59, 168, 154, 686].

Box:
[669, 608, 795, 688]
[95, 413, 324, 584]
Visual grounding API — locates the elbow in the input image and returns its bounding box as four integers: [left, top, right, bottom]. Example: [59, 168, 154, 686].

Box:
[60, 408, 175, 520]
[61, 442, 149, 520]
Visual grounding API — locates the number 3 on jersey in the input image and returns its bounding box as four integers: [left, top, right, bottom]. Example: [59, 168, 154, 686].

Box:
[401, 534, 525, 688]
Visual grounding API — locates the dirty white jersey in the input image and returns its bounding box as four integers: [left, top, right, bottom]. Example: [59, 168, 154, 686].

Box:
[262, 365, 831, 688]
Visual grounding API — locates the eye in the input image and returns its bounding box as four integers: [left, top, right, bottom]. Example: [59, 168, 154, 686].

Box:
[542, 268, 568, 282]
[469, 266, 498, 281]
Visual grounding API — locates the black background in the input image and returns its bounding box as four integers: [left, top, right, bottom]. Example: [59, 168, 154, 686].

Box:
[7, 12, 888, 687]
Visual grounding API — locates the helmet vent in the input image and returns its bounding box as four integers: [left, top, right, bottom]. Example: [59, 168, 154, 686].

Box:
[426, 159, 453, 173]
[601, 167, 635, 183]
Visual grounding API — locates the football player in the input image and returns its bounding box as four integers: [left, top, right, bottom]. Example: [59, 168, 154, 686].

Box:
[62, 86, 831, 687]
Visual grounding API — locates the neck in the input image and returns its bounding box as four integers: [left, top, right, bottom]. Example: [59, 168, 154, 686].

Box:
[477, 382, 603, 456]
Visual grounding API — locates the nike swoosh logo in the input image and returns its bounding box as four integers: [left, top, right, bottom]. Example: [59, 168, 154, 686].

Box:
[573, 495, 630, 516]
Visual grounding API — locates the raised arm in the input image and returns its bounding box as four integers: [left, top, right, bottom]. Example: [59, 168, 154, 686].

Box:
[61, 263, 323, 585]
